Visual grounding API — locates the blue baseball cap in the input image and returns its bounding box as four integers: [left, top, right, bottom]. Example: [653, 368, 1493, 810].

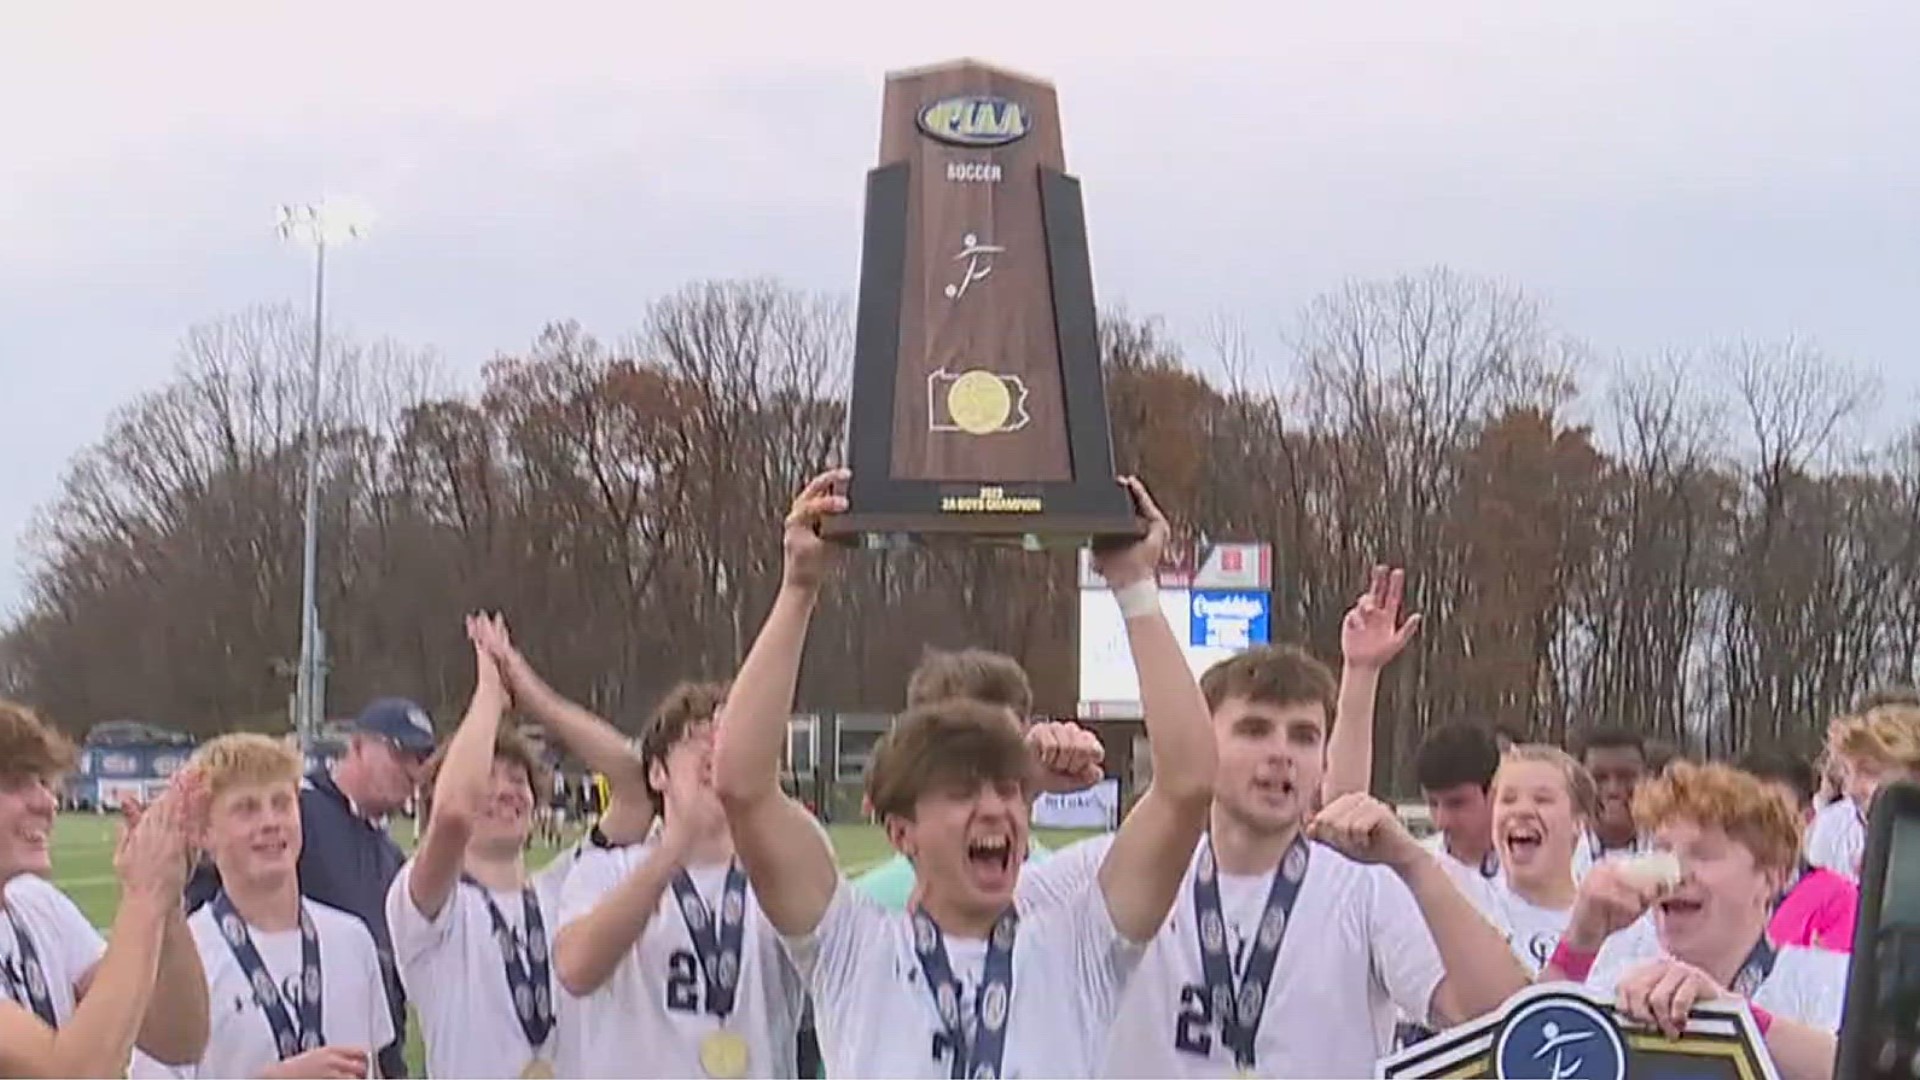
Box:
[354, 698, 438, 755]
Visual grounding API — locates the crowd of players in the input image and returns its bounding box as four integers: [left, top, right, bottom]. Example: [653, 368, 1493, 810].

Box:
[0, 469, 1909, 1078]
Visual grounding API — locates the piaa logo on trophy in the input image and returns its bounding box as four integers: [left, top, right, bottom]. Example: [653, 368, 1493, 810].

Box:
[916, 95, 1031, 146]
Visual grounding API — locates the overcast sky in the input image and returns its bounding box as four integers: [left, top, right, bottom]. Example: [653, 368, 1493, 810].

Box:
[4, 1, 1918, 616]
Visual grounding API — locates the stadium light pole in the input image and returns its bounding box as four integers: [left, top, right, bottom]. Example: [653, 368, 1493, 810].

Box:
[276, 200, 369, 751]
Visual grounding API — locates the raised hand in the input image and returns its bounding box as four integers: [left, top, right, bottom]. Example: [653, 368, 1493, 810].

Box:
[1565, 860, 1670, 951]
[1026, 721, 1106, 793]
[1306, 792, 1426, 871]
[782, 468, 851, 590]
[1616, 957, 1723, 1038]
[1090, 476, 1170, 587]
[464, 613, 509, 705]
[115, 775, 197, 907]
[1341, 565, 1422, 671]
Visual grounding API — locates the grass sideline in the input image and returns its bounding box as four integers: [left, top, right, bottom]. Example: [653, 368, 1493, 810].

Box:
[46, 812, 1101, 1075]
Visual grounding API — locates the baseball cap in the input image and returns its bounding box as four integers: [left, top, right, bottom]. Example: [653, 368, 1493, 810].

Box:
[354, 698, 437, 755]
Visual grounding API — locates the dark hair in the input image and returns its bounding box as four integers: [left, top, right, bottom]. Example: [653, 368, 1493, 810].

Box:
[416, 725, 552, 830]
[866, 698, 1031, 820]
[1416, 723, 1501, 793]
[1574, 726, 1646, 762]
[906, 648, 1033, 718]
[1199, 645, 1338, 727]
[639, 681, 729, 801]
[1738, 745, 1818, 810]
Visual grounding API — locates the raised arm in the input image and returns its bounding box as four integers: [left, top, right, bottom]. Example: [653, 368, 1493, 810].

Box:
[1309, 793, 1528, 1027]
[1092, 478, 1218, 943]
[97, 791, 210, 1066]
[711, 469, 846, 937]
[1323, 566, 1421, 802]
[480, 618, 653, 818]
[406, 616, 510, 921]
[19, 783, 199, 1078]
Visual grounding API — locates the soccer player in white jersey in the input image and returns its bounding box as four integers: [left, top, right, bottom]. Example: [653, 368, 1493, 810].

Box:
[1414, 724, 1502, 887]
[1540, 760, 1848, 1080]
[1467, 745, 1592, 973]
[1570, 727, 1653, 879]
[1026, 632, 1532, 1079]
[134, 734, 393, 1080]
[0, 700, 209, 1077]
[713, 470, 1216, 1079]
[386, 614, 571, 1078]
[554, 677, 807, 1080]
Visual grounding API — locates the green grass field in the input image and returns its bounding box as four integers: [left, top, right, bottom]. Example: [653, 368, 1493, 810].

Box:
[47, 812, 1099, 1075]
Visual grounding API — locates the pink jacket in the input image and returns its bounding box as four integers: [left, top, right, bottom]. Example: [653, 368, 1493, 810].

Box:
[1770, 866, 1858, 953]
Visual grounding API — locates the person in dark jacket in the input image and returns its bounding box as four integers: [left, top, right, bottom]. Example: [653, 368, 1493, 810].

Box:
[185, 698, 435, 1078]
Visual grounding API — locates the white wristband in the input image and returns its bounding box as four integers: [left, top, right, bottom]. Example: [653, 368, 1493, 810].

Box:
[1113, 578, 1160, 620]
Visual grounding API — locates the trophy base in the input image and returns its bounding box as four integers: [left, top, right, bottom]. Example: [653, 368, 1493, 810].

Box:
[822, 510, 1142, 551]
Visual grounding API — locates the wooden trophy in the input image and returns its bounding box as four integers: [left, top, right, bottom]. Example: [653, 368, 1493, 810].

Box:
[823, 58, 1140, 548]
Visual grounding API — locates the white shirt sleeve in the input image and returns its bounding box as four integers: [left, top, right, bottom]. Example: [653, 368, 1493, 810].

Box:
[1060, 871, 1146, 1018]
[1367, 868, 1449, 1025]
[784, 878, 885, 1003]
[1015, 833, 1112, 915]
[1758, 948, 1849, 1033]
[558, 846, 634, 928]
[385, 859, 459, 970]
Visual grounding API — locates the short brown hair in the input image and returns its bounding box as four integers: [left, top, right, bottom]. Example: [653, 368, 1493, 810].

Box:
[866, 698, 1031, 820]
[416, 725, 553, 829]
[906, 648, 1033, 718]
[190, 733, 303, 799]
[1497, 744, 1599, 821]
[1632, 760, 1801, 876]
[0, 702, 76, 786]
[639, 681, 728, 800]
[1199, 645, 1337, 725]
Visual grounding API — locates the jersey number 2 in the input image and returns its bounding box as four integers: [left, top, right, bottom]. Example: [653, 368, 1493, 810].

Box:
[665, 950, 702, 1013]
[1174, 984, 1215, 1056]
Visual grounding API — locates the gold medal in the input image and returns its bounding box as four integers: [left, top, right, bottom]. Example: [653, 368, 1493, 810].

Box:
[700, 1030, 750, 1079]
[519, 1058, 555, 1079]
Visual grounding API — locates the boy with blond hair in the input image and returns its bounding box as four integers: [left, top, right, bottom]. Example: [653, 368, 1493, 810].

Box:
[135, 734, 393, 1080]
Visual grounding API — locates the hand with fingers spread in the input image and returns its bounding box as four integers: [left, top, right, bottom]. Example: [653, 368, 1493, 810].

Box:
[464, 612, 510, 707]
[1565, 860, 1671, 952]
[1090, 476, 1170, 587]
[1341, 565, 1423, 671]
[1306, 792, 1428, 872]
[1026, 721, 1106, 793]
[1615, 957, 1724, 1039]
[116, 777, 197, 908]
[782, 468, 851, 590]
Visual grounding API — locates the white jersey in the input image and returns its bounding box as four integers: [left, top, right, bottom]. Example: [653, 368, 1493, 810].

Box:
[1806, 799, 1865, 881]
[131, 899, 395, 1079]
[1022, 834, 1446, 1079]
[1570, 830, 1653, 883]
[1420, 832, 1502, 892]
[1587, 916, 1849, 1032]
[555, 840, 805, 1079]
[386, 858, 571, 1078]
[0, 873, 105, 1024]
[790, 874, 1140, 1079]
[1460, 876, 1571, 974]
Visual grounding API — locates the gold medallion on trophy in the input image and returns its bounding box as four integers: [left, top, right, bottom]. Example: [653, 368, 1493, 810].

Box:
[700, 1030, 750, 1079]
[947, 369, 1014, 434]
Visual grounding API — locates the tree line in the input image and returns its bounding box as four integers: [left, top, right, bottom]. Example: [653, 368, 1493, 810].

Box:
[3, 268, 1907, 794]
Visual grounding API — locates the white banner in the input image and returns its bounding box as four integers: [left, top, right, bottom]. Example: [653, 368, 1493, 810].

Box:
[1032, 779, 1120, 830]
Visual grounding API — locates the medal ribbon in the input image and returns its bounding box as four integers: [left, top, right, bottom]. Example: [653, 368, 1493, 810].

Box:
[1728, 933, 1779, 1000]
[463, 877, 556, 1050]
[0, 909, 56, 1026]
[209, 892, 323, 1060]
[670, 862, 750, 1020]
[911, 906, 1017, 1080]
[1192, 834, 1311, 1072]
